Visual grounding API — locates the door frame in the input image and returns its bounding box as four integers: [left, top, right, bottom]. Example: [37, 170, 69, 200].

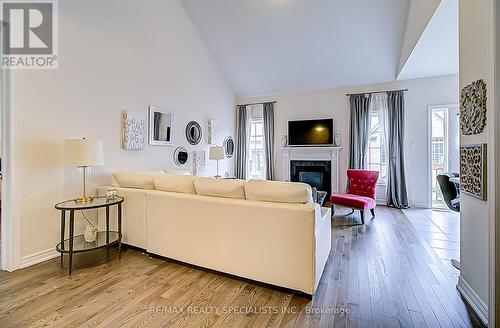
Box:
[0, 20, 21, 272]
[426, 104, 459, 209]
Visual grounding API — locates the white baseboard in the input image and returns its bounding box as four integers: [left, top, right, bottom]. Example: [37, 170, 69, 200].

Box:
[19, 248, 59, 269]
[457, 276, 488, 325]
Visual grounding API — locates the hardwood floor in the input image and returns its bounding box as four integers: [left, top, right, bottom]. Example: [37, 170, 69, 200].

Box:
[0, 207, 476, 327]
[402, 208, 461, 280]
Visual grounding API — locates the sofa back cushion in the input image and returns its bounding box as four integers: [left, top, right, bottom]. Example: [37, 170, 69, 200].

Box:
[112, 170, 164, 189]
[164, 168, 192, 176]
[245, 180, 313, 204]
[194, 177, 246, 199]
[154, 174, 196, 194]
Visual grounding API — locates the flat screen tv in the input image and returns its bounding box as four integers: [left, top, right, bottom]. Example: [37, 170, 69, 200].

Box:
[288, 118, 334, 146]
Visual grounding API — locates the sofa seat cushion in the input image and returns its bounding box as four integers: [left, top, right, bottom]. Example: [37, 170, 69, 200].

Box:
[112, 170, 164, 189]
[245, 180, 313, 204]
[154, 174, 195, 193]
[194, 177, 246, 199]
[330, 193, 376, 210]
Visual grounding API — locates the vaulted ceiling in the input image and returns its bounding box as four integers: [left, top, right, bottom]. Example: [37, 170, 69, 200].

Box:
[181, 0, 457, 97]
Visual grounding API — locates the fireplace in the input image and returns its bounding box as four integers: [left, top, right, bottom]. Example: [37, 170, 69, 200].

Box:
[290, 161, 331, 197]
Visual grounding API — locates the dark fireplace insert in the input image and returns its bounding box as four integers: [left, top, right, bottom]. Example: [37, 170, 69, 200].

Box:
[290, 160, 331, 198]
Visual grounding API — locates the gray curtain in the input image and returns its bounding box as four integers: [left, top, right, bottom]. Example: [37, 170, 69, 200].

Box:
[349, 94, 371, 169]
[386, 90, 409, 208]
[235, 105, 247, 179]
[263, 102, 275, 180]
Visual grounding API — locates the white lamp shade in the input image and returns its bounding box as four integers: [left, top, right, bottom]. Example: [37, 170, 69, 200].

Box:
[209, 146, 224, 160]
[65, 139, 104, 167]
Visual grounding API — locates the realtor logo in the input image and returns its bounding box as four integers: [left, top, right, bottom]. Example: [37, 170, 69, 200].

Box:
[1, 0, 58, 69]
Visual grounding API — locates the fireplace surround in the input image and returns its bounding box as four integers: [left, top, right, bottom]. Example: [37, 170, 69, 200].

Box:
[290, 161, 331, 197]
[282, 146, 342, 196]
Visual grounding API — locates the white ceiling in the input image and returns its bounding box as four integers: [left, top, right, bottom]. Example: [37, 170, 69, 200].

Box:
[181, 0, 456, 97]
[397, 0, 458, 80]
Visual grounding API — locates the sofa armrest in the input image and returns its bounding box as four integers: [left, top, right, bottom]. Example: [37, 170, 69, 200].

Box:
[313, 205, 332, 293]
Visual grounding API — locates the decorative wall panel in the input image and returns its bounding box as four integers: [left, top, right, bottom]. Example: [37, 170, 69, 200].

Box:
[460, 144, 487, 200]
[122, 111, 145, 150]
[460, 79, 487, 135]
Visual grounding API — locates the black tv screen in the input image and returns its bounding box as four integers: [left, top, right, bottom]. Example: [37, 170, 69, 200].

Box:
[288, 119, 334, 146]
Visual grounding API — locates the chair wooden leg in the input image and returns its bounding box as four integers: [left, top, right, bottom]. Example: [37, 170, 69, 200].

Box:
[360, 210, 365, 224]
[331, 204, 335, 218]
[370, 208, 375, 217]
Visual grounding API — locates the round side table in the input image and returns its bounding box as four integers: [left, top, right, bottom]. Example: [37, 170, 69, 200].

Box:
[55, 196, 124, 275]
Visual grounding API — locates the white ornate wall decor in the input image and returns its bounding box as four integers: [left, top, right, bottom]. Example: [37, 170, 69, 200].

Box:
[207, 119, 217, 144]
[192, 150, 206, 176]
[122, 111, 145, 150]
[460, 79, 487, 135]
[460, 144, 487, 200]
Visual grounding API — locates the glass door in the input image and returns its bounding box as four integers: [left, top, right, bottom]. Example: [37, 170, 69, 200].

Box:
[429, 106, 459, 209]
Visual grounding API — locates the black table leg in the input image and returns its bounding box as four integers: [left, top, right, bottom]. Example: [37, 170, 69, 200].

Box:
[69, 210, 74, 276]
[60, 210, 65, 265]
[118, 203, 122, 259]
[105, 205, 110, 244]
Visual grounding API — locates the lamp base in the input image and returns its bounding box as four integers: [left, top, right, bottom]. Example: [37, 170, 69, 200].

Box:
[75, 196, 94, 205]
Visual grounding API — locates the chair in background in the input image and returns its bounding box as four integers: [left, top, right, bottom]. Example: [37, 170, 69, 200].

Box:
[437, 172, 461, 270]
[330, 169, 379, 224]
[437, 173, 460, 212]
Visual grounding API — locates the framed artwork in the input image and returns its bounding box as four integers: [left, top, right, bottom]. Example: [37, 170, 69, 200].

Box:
[460, 79, 487, 135]
[121, 111, 145, 150]
[192, 150, 206, 176]
[149, 105, 174, 146]
[460, 143, 487, 200]
[207, 119, 217, 144]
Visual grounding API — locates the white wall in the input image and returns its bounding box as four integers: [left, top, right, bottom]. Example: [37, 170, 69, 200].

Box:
[457, 0, 495, 324]
[15, 0, 236, 258]
[398, 0, 441, 76]
[239, 74, 458, 207]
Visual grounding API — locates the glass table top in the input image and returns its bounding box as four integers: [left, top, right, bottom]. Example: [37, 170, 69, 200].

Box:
[56, 231, 120, 253]
[55, 196, 124, 210]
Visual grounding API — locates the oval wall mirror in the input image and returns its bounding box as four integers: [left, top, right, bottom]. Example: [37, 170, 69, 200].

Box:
[174, 147, 189, 166]
[224, 136, 235, 158]
[185, 121, 202, 145]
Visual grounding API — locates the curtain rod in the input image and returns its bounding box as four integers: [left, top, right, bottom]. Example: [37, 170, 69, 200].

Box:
[237, 101, 277, 106]
[345, 88, 409, 97]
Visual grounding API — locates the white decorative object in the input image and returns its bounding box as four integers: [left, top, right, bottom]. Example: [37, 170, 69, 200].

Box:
[122, 111, 145, 150]
[207, 119, 217, 144]
[84, 225, 98, 242]
[192, 150, 206, 176]
[334, 133, 342, 146]
[281, 135, 287, 147]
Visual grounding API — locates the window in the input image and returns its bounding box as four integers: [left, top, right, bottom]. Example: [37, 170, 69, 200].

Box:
[432, 137, 445, 165]
[367, 110, 387, 183]
[247, 106, 266, 179]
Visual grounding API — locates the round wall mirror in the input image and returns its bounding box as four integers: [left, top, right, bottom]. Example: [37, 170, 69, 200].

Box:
[174, 147, 189, 166]
[224, 136, 235, 158]
[185, 121, 202, 145]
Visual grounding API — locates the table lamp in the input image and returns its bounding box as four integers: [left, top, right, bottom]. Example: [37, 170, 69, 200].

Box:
[209, 145, 224, 178]
[65, 138, 104, 204]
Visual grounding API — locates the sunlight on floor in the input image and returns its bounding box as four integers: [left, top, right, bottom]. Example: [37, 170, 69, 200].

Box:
[402, 208, 460, 279]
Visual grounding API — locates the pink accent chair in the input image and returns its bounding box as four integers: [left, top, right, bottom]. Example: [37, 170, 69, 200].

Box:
[330, 169, 379, 224]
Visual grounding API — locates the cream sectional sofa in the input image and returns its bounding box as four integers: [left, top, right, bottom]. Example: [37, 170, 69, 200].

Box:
[98, 170, 331, 295]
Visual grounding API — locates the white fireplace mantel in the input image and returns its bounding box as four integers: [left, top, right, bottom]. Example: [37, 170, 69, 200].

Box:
[282, 146, 342, 194]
